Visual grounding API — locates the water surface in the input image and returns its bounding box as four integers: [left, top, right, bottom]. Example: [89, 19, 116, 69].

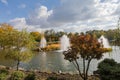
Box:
[0, 46, 120, 74]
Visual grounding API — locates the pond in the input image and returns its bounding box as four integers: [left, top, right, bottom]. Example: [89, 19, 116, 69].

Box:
[0, 46, 120, 74]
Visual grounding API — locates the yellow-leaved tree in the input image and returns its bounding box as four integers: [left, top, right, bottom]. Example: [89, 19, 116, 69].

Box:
[0, 24, 35, 70]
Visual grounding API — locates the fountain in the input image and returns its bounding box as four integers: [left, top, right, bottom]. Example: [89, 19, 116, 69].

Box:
[40, 34, 47, 48]
[98, 35, 110, 48]
[60, 35, 70, 51]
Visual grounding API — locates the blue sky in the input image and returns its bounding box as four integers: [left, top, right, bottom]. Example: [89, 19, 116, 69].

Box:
[0, 0, 60, 22]
[0, 0, 120, 32]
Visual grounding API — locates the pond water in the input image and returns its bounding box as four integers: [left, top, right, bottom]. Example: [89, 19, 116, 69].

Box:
[0, 46, 120, 74]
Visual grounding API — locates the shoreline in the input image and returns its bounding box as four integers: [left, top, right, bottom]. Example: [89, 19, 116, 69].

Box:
[0, 65, 100, 80]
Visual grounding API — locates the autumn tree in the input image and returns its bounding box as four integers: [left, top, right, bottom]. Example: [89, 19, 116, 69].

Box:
[30, 31, 41, 42]
[0, 24, 35, 70]
[63, 34, 111, 80]
[0, 23, 15, 49]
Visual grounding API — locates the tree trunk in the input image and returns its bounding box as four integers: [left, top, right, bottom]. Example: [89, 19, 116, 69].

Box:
[17, 60, 20, 71]
[85, 58, 92, 80]
[75, 60, 84, 79]
[83, 58, 86, 80]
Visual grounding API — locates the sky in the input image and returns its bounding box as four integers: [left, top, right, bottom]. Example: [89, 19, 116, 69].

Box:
[0, 0, 120, 32]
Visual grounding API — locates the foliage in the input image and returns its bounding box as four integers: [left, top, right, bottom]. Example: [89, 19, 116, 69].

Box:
[30, 31, 41, 42]
[97, 58, 120, 80]
[0, 23, 16, 49]
[0, 69, 9, 80]
[0, 24, 35, 50]
[113, 18, 120, 46]
[44, 28, 120, 46]
[0, 73, 7, 80]
[1, 23, 120, 47]
[45, 44, 60, 51]
[10, 71, 25, 80]
[46, 76, 57, 80]
[46, 76, 67, 80]
[86, 29, 120, 46]
[63, 34, 111, 80]
[25, 73, 36, 80]
[0, 69, 9, 75]
[0, 24, 35, 70]
[45, 29, 67, 42]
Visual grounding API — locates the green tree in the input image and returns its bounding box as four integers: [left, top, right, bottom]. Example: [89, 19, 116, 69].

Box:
[44, 29, 56, 42]
[6, 30, 34, 70]
[0, 24, 35, 70]
[63, 34, 111, 80]
[114, 18, 120, 46]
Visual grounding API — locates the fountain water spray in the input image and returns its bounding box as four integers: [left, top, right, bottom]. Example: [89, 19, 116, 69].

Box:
[40, 33, 47, 48]
[60, 35, 70, 51]
[98, 35, 110, 48]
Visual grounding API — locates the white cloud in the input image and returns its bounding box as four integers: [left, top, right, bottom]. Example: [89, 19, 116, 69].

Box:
[26, 6, 53, 27]
[114, 2, 120, 15]
[94, 0, 118, 17]
[9, 0, 120, 32]
[9, 18, 47, 33]
[9, 6, 53, 32]
[47, 0, 119, 32]
[18, 4, 26, 9]
[0, 0, 8, 5]
[9, 18, 28, 30]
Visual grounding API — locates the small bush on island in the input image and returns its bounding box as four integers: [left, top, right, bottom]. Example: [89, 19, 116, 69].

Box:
[10, 71, 25, 80]
[45, 44, 60, 51]
[97, 58, 120, 80]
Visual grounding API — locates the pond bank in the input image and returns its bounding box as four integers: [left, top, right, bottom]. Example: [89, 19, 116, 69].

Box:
[0, 65, 100, 80]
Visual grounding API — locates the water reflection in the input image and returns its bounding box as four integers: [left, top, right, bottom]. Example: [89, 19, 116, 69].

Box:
[21, 51, 76, 73]
[0, 46, 120, 74]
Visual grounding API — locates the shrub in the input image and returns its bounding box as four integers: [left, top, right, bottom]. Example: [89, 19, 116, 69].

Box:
[0, 69, 9, 80]
[10, 71, 25, 80]
[0, 69, 9, 75]
[46, 76, 57, 80]
[97, 58, 120, 80]
[25, 73, 36, 80]
[45, 44, 60, 51]
[0, 73, 7, 80]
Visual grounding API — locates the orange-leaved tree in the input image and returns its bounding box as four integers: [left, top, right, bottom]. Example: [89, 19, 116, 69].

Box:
[63, 33, 112, 80]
